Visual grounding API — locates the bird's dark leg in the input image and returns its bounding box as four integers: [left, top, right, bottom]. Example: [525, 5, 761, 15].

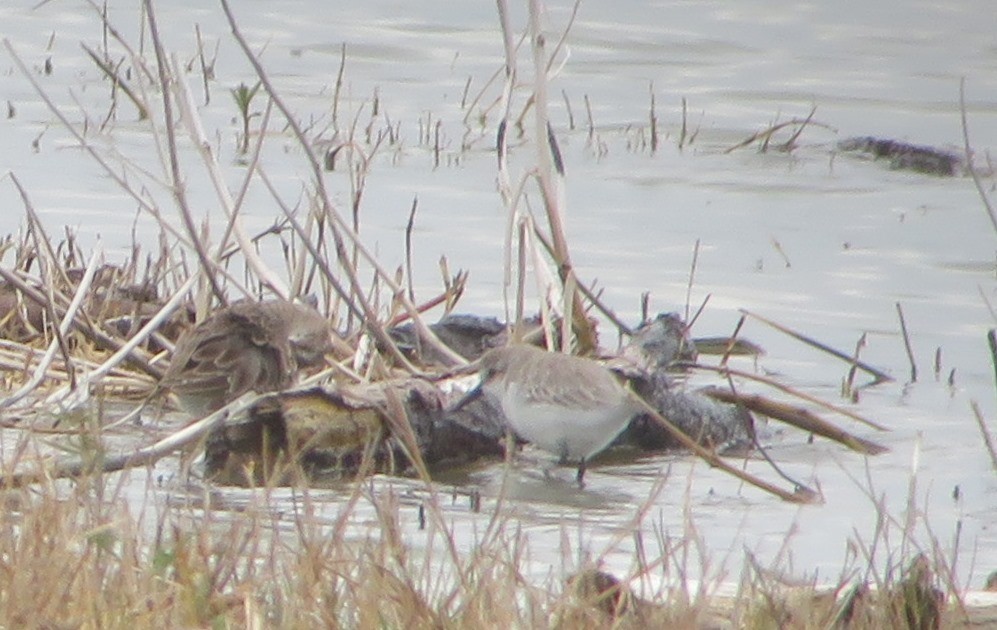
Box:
[576, 458, 587, 487]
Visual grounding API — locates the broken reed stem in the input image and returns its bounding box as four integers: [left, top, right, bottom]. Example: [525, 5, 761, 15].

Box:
[48, 273, 198, 415]
[649, 81, 658, 154]
[332, 43, 347, 133]
[144, 0, 226, 307]
[719, 314, 747, 369]
[173, 65, 288, 301]
[702, 386, 889, 455]
[959, 78, 997, 236]
[723, 112, 833, 154]
[527, 0, 595, 352]
[742, 309, 893, 384]
[721, 373, 817, 491]
[194, 23, 212, 105]
[15, 175, 77, 387]
[896, 302, 917, 383]
[627, 392, 817, 503]
[584, 94, 594, 141]
[405, 197, 418, 302]
[495, 0, 516, 327]
[383, 280, 467, 329]
[843, 333, 867, 397]
[684, 238, 701, 324]
[220, 0, 465, 368]
[969, 401, 997, 473]
[695, 363, 888, 432]
[531, 227, 632, 336]
[561, 89, 574, 129]
[80, 42, 148, 119]
[0, 390, 261, 488]
[514, 220, 528, 341]
[0, 266, 161, 380]
[0, 245, 100, 410]
[988, 330, 997, 399]
[781, 104, 817, 150]
[679, 97, 688, 149]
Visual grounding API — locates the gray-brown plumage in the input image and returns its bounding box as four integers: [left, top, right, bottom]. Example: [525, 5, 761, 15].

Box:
[162, 299, 334, 416]
[456, 344, 638, 483]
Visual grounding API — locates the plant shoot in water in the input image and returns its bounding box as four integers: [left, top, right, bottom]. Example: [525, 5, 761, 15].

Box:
[231, 81, 262, 155]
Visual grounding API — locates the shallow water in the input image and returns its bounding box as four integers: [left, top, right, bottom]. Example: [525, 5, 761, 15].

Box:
[1, 0, 996, 593]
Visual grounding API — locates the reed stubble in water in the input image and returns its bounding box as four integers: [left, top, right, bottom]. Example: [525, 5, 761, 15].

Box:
[162, 299, 335, 416]
[458, 344, 637, 483]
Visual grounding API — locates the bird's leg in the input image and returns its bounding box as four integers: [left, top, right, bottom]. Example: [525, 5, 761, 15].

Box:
[576, 458, 587, 487]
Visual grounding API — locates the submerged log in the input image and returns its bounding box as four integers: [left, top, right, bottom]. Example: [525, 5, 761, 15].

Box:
[203, 310, 884, 486]
[203, 380, 504, 486]
[837, 136, 963, 177]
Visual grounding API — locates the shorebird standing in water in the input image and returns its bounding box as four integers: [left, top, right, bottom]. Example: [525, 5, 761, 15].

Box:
[162, 299, 335, 416]
[456, 344, 638, 484]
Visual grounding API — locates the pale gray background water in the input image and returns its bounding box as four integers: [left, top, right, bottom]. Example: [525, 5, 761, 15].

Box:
[2, 1, 996, 593]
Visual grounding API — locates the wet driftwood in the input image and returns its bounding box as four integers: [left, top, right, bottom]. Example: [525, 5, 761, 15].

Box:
[203, 380, 504, 486]
[204, 311, 885, 486]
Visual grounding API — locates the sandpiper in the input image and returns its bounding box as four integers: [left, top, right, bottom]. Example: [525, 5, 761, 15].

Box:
[162, 299, 335, 416]
[457, 344, 638, 483]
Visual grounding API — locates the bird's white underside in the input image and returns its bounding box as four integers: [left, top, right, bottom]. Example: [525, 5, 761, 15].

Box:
[497, 381, 635, 463]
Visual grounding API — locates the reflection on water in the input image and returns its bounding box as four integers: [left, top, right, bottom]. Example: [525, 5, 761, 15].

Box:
[0, 0, 995, 590]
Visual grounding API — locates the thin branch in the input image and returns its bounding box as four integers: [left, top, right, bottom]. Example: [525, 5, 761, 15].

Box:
[742, 309, 893, 384]
[959, 77, 997, 236]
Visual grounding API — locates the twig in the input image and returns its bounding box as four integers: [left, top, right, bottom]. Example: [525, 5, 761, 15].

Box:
[45, 274, 198, 413]
[531, 227, 632, 336]
[144, 0, 226, 305]
[405, 197, 418, 302]
[694, 363, 888, 432]
[720, 373, 816, 491]
[0, 390, 258, 488]
[843, 332, 867, 397]
[741, 309, 893, 384]
[527, 0, 595, 352]
[80, 42, 148, 119]
[170, 58, 288, 299]
[220, 0, 465, 368]
[628, 391, 818, 503]
[0, 267, 161, 380]
[969, 401, 997, 473]
[684, 238, 700, 324]
[960, 78, 997, 235]
[701, 387, 889, 455]
[896, 302, 917, 383]
[649, 81, 658, 154]
[719, 314, 747, 369]
[0, 245, 101, 409]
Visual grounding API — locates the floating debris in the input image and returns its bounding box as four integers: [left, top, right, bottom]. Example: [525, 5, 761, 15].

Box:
[837, 136, 963, 176]
[204, 380, 504, 486]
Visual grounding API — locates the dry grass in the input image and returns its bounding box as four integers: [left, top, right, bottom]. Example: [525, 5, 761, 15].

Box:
[0, 468, 988, 628]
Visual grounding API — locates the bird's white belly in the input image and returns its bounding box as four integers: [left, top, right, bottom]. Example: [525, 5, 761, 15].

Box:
[499, 382, 633, 462]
